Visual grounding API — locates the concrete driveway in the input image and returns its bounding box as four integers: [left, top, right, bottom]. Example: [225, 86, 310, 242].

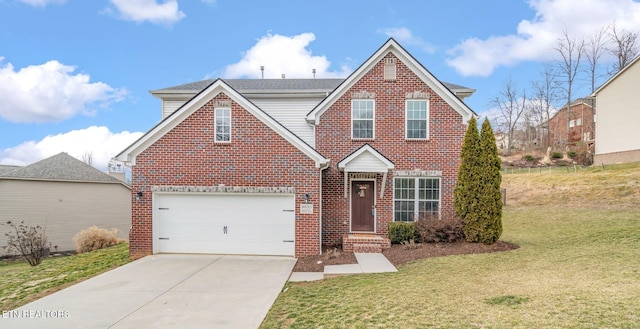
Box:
[1, 254, 296, 329]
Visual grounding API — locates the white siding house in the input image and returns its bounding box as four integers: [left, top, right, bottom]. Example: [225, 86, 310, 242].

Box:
[0, 153, 131, 254]
[592, 55, 640, 164]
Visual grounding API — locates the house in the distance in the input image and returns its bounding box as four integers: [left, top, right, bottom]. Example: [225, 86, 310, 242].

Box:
[543, 97, 596, 149]
[0, 153, 131, 254]
[592, 55, 640, 165]
[116, 38, 476, 259]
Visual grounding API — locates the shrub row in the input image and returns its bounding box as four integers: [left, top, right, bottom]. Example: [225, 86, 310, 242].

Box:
[388, 215, 465, 244]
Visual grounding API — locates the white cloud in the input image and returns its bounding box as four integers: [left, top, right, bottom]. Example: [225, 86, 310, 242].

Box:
[108, 0, 185, 26]
[17, 0, 65, 7]
[0, 58, 126, 123]
[447, 0, 640, 76]
[222, 33, 352, 79]
[378, 27, 436, 54]
[0, 126, 143, 171]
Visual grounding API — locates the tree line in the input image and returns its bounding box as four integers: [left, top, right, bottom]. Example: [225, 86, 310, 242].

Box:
[490, 22, 639, 156]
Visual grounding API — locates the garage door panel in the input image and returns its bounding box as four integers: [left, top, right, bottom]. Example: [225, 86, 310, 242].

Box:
[154, 193, 295, 256]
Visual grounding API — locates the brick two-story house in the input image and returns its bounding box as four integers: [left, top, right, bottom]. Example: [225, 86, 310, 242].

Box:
[544, 97, 596, 148]
[116, 39, 476, 259]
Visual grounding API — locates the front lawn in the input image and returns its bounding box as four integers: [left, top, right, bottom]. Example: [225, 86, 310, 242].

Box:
[0, 243, 130, 310]
[262, 207, 640, 328]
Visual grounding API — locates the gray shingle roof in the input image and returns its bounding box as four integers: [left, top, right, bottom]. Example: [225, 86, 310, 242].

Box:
[0, 165, 21, 175]
[152, 78, 471, 94]
[152, 78, 344, 93]
[0, 153, 123, 184]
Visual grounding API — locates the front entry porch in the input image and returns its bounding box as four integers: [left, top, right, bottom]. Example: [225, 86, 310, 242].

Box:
[337, 144, 395, 253]
[342, 233, 391, 253]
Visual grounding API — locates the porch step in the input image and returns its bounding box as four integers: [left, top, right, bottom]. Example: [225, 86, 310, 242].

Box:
[342, 234, 391, 253]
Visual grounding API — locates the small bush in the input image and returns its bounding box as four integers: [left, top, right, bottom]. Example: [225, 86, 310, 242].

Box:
[2, 220, 51, 266]
[566, 151, 577, 158]
[522, 154, 536, 162]
[415, 215, 465, 243]
[73, 226, 121, 253]
[552, 152, 563, 159]
[388, 222, 418, 244]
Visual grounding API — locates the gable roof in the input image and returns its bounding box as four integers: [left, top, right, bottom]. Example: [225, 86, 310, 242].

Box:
[306, 38, 476, 125]
[116, 79, 330, 168]
[0, 153, 127, 186]
[592, 54, 640, 96]
[337, 144, 395, 172]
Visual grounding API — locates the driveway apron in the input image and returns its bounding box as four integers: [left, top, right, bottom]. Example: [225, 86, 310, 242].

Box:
[1, 254, 296, 329]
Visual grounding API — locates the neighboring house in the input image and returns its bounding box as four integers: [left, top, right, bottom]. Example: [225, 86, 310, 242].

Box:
[543, 97, 596, 148]
[116, 38, 476, 259]
[592, 55, 640, 164]
[0, 153, 131, 254]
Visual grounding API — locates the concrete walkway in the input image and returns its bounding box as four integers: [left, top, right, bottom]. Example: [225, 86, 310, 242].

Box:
[1, 254, 295, 329]
[289, 253, 397, 282]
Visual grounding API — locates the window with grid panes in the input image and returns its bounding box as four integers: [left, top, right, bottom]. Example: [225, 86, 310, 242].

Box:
[215, 108, 230, 142]
[352, 99, 374, 139]
[394, 177, 440, 221]
[406, 100, 428, 139]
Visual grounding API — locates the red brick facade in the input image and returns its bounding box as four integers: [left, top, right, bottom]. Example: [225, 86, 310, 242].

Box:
[546, 98, 595, 148]
[129, 94, 321, 259]
[124, 40, 471, 259]
[316, 53, 466, 247]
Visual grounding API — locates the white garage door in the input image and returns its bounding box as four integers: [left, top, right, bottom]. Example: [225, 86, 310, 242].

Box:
[154, 193, 295, 256]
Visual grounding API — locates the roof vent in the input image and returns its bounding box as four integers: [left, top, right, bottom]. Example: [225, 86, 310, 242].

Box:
[281, 74, 285, 79]
[384, 57, 396, 81]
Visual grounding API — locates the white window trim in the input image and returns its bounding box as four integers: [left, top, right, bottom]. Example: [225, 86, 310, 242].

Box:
[351, 99, 375, 140]
[405, 99, 429, 140]
[214, 107, 231, 143]
[393, 177, 441, 222]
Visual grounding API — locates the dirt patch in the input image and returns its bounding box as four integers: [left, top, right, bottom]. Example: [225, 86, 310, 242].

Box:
[293, 241, 519, 272]
[293, 247, 358, 272]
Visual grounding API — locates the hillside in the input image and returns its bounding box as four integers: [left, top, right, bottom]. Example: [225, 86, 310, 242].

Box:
[501, 162, 640, 209]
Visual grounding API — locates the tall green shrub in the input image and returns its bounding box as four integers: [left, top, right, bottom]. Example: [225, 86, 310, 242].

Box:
[454, 116, 482, 225]
[454, 117, 503, 244]
[477, 118, 503, 243]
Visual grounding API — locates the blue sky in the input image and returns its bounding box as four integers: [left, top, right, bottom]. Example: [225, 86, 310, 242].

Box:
[1, 0, 639, 171]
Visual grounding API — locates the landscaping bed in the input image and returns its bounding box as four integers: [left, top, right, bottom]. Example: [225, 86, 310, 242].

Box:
[293, 240, 519, 272]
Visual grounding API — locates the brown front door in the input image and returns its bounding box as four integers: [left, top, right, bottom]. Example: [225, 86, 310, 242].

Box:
[351, 180, 375, 231]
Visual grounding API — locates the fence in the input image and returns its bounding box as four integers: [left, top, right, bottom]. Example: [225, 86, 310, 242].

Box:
[501, 164, 587, 175]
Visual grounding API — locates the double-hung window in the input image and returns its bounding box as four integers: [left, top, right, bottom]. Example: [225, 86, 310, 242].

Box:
[406, 100, 428, 139]
[215, 108, 231, 142]
[394, 177, 440, 222]
[352, 99, 374, 139]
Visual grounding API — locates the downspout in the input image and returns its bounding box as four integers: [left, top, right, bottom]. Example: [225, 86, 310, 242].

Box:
[318, 161, 330, 255]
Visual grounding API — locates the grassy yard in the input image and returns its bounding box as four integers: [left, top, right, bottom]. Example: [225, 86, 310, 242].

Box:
[0, 243, 130, 310]
[262, 163, 640, 328]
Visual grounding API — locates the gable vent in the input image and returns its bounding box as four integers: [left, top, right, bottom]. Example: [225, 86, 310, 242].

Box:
[384, 57, 396, 81]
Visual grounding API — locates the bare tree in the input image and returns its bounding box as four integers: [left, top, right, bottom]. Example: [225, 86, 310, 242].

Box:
[584, 27, 607, 93]
[490, 77, 527, 155]
[81, 151, 94, 166]
[531, 64, 560, 148]
[606, 22, 639, 73]
[554, 28, 584, 147]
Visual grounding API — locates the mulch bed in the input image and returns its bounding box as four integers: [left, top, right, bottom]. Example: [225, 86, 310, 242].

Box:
[293, 241, 519, 272]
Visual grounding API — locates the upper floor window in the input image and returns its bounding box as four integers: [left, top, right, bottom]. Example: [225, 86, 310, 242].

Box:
[406, 100, 428, 139]
[215, 108, 231, 142]
[352, 100, 374, 139]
